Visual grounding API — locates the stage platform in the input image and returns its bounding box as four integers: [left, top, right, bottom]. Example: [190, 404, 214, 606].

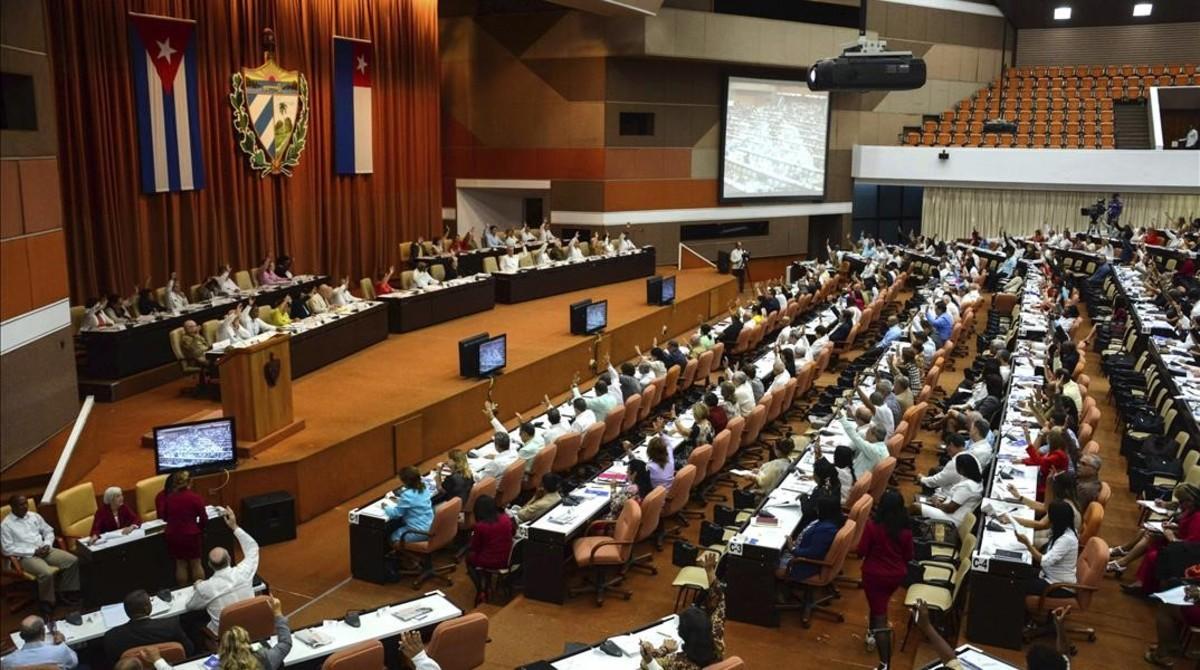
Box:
[30, 268, 736, 523]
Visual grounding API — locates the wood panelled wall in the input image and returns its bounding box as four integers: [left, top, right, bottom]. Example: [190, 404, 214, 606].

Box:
[1016, 23, 1200, 67]
[1, 0, 80, 472]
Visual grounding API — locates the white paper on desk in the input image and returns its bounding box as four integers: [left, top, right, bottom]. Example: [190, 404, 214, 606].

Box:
[1144, 521, 1165, 534]
[102, 603, 131, 628]
[1152, 585, 1194, 607]
[1137, 500, 1171, 515]
[956, 648, 1022, 670]
[606, 633, 642, 656]
[729, 469, 755, 478]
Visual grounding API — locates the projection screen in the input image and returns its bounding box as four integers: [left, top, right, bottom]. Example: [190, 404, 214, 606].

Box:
[720, 75, 830, 202]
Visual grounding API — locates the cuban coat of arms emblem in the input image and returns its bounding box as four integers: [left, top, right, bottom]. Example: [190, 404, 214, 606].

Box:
[229, 29, 309, 176]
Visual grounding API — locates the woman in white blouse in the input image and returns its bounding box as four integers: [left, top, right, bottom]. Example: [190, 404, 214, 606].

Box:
[1016, 500, 1079, 598]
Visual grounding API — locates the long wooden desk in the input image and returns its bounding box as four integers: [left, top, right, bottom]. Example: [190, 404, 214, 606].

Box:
[377, 275, 495, 333]
[206, 302, 388, 380]
[79, 275, 329, 380]
[521, 615, 682, 669]
[493, 248, 656, 304]
[73, 507, 234, 608]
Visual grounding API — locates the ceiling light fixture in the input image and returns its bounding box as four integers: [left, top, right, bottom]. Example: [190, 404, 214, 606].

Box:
[1132, 3, 1153, 17]
[1054, 6, 1072, 20]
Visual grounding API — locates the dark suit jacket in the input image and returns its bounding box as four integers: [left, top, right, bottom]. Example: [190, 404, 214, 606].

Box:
[830, 321, 853, 344]
[616, 374, 640, 402]
[103, 615, 194, 665]
[719, 320, 743, 346]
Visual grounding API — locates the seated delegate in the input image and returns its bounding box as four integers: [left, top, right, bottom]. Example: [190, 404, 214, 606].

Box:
[103, 589, 194, 662]
[383, 467, 435, 545]
[90, 486, 140, 539]
[185, 507, 261, 634]
[2, 616, 78, 670]
[1, 494, 80, 610]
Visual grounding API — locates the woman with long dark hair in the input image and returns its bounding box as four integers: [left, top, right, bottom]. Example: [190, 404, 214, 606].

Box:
[1017, 500, 1078, 598]
[466, 494, 513, 605]
[858, 489, 913, 668]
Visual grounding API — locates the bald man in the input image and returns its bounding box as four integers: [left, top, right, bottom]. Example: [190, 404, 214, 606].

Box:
[184, 507, 259, 633]
[2, 615, 77, 669]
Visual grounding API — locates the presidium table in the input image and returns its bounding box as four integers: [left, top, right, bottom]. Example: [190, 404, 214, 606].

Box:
[492, 247, 656, 304]
[78, 275, 329, 380]
[375, 274, 495, 333]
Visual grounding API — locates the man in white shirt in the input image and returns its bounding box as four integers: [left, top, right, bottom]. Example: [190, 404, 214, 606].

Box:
[569, 397, 598, 433]
[857, 387, 895, 435]
[538, 400, 572, 447]
[767, 360, 791, 393]
[217, 309, 251, 342]
[186, 508, 259, 633]
[919, 434, 971, 494]
[477, 432, 520, 480]
[1, 495, 80, 608]
[731, 372, 756, 417]
[568, 237, 585, 261]
[486, 403, 545, 471]
[729, 241, 747, 293]
[966, 417, 994, 470]
[216, 265, 241, 295]
[164, 274, 189, 313]
[238, 300, 275, 337]
[498, 247, 521, 273]
[838, 415, 890, 476]
[617, 232, 638, 253]
[573, 380, 618, 420]
[329, 278, 358, 307]
[412, 263, 438, 289]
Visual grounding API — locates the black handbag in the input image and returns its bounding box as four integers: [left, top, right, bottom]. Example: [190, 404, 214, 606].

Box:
[699, 520, 725, 547]
[713, 504, 738, 527]
[672, 541, 701, 567]
[733, 487, 758, 511]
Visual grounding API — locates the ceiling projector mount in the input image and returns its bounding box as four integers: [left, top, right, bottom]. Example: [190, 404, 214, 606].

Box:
[806, 2, 927, 92]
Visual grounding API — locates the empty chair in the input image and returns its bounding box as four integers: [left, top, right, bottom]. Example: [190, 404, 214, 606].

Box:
[570, 499, 642, 606]
[217, 595, 276, 641]
[320, 640, 384, 670]
[425, 612, 489, 670]
[628, 486, 668, 575]
[54, 482, 97, 545]
[550, 432, 583, 474]
[135, 474, 168, 521]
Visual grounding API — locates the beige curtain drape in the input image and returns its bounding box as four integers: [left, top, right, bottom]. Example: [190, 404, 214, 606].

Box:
[921, 188, 1200, 240]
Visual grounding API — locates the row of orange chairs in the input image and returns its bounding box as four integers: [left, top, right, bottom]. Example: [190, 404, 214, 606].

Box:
[963, 97, 1114, 113]
[1006, 64, 1195, 79]
[936, 109, 1113, 127]
[925, 119, 1114, 136]
[904, 131, 1116, 149]
[996, 73, 1194, 91]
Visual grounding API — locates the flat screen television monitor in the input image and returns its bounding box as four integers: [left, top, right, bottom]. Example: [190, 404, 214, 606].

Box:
[569, 299, 592, 335]
[478, 334, 507, 376]
[720, 75, 830, 202]
[154, 417, 238, 475]
[458, 332, 489, 377]
[661, 276, 676, 304]
[584, 300, 607, 334]
[646, 275, 676, 306]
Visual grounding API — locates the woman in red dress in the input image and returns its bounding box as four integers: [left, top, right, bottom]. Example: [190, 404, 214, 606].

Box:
[858, 489, 914, 669]
[89, 486, 140, 539]
[1124, 484, 1200, 596]
[156, 470, 208, 586]
[465, 495, 514, 605]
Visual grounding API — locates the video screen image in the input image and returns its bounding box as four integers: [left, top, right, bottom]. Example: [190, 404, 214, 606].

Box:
[662, 276, 676, 302]
[479, 336, 506, 374]
[156, 420, 235, 471]
[721, 76, 829, 200]
[586, 302, 607, 332]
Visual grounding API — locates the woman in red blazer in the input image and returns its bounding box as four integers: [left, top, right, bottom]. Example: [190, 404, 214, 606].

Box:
[1023, 427, 1072, 500]
[89, 486, 140, 539]
[156, 470, 208, 586]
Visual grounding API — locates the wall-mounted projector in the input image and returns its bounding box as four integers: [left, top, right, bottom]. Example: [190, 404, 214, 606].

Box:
[807, 37, 926, 92]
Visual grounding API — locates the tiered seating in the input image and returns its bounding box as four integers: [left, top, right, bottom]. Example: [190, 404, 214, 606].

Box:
[902, 63, 1199, 149]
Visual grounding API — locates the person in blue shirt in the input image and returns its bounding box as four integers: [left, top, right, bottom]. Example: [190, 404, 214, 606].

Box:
[482, 225, 503, 248]
[2, 616, 78, 670]
[384, 467, 435, 545]
[776, 495, 843, 582]
[878, 315, 904, 349]
[924, 301, 953, 346]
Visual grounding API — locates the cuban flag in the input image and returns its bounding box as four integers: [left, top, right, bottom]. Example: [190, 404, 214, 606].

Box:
[128, 13, 205, 194]
[333, 36, 373, 175]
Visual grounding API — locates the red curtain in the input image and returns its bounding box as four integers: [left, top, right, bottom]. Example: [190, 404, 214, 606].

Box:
[47, 0, 441, 301]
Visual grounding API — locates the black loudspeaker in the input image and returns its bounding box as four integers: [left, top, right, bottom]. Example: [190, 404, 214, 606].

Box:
[241, 491, 296, 546]
[716, 250, 731, 274]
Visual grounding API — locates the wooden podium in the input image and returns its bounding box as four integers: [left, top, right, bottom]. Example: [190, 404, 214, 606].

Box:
[220, 335, 305, 457]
